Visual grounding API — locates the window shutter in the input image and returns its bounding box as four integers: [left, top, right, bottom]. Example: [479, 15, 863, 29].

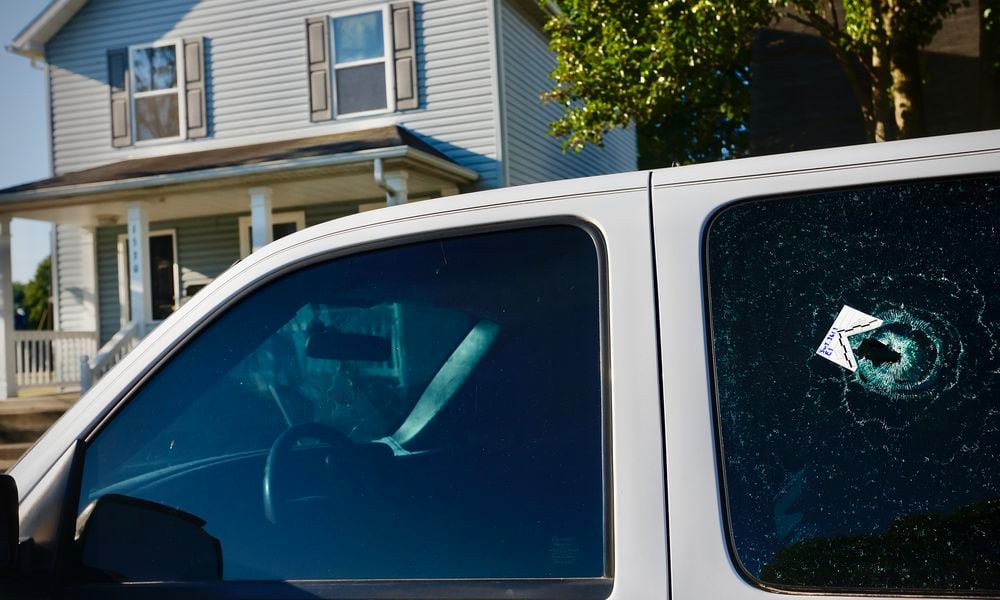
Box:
[306, 16, 332, 121]
[391, 1, 419, 110]
[183, 37, 208, 138]
[107, 48, 132, 147]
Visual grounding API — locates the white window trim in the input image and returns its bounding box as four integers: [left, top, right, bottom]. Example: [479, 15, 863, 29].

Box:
[238, 211, 306, 258]
[116, 229, 180, 325]
[128, 39, 187, 145]
[329, 5, 396, 119]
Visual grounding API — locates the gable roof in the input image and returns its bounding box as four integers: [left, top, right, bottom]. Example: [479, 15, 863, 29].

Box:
[8, 0, 88, 59]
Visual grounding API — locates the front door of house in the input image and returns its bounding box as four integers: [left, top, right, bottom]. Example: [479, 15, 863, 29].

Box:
[119, 231, 178, 323]
[148, 233, 176, 320]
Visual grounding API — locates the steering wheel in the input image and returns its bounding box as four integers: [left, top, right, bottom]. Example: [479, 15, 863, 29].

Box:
[262, 422, 356, 525]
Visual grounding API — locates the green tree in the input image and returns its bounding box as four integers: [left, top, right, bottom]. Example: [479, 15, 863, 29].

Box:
[543, 0, 970, 166]
[15, 256, 52, 330]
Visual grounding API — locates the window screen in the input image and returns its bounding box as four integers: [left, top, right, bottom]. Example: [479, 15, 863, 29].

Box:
[76, 225, 607, 585]
[707, 175, 1000, 594]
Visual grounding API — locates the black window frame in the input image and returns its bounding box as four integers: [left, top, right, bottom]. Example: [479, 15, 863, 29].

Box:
[702, 172, 1000, 597]
[55, 219, 615, 600]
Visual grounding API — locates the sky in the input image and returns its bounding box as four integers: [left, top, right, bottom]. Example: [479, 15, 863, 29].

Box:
[1, 0, 56, 283]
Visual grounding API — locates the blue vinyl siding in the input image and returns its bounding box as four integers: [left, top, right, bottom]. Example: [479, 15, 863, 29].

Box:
[498, 0, 636, 186]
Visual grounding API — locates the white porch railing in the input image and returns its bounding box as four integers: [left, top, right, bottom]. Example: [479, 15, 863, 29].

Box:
[13, 331, 98, 389]
[80, 321, 158, 393]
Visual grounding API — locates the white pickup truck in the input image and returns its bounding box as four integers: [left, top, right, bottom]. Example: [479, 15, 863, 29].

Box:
[2, 130, 999, 600]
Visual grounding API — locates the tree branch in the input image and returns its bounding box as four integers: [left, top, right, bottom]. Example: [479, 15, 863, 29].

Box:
[786, 5, 877, 134]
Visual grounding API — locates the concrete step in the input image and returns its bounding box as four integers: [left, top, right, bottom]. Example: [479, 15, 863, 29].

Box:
[0, 410, 66, 443]
[0, 442, 33, 472]
[0, 393, 78, 445]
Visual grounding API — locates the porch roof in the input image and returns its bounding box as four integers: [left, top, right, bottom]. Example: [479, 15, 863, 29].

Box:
[0, 126, 478, 225]
[0, 126, 474, 199]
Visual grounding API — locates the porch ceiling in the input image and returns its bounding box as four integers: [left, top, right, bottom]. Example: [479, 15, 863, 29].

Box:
[0, 126, 477, 226]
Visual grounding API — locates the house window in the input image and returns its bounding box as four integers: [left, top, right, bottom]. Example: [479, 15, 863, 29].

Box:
[331, 9, 391, 116]
[130, 42, 184, 142]
[306, 2, 418, 123]
[107, 38, 208, 147]
[238, 211, 306, 258]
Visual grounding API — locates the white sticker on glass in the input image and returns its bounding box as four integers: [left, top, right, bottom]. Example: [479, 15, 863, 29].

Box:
[816, 305, 883, 372]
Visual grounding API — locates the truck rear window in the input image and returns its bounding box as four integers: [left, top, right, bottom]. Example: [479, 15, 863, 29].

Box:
[706, 175, 1000, 594]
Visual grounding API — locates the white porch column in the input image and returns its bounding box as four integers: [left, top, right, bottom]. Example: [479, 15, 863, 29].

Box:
[384, 171, 409, 206]
[249, 187, 274, 253]
[0, 216, 16, 398]
[79, 226, 98, 332]
[126, 202, 152, 329]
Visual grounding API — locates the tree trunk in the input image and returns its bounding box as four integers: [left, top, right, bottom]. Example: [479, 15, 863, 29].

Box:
[870, 44, 896, 142]
[890, 35, 927, 138]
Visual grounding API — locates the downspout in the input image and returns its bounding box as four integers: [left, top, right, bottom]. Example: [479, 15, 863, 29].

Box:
[373, 158, 397, 205]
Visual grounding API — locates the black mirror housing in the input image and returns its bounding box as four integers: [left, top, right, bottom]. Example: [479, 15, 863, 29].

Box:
[0, 474, 17, 573]
[75, 494, 222, 582]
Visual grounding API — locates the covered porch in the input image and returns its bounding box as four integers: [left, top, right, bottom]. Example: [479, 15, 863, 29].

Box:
[0, 126, 477, 398]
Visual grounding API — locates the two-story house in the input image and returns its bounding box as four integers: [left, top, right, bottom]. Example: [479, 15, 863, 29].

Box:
[0, 0, 636, 398]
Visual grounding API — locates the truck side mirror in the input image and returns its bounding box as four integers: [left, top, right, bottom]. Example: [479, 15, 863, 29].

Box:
[0, 475, 17, 573]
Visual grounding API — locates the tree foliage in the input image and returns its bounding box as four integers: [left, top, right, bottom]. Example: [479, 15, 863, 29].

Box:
[762, 498, 1000, 590]
[14, 256, 52, 330]
[543, 0, 970, 166]
[794, 0, 966, 141]
[543, 0, 777, 165]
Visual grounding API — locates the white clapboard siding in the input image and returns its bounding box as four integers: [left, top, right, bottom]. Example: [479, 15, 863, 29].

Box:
[498, 0, 636, 186]
[47, 0, 500, 188]
[54, 224, 98, 334]
[305, 201, 362, 227]
[95, 226, 120, 344]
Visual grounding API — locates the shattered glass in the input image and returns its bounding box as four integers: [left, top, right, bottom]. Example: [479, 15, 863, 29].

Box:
[707, 175, 1000, 592]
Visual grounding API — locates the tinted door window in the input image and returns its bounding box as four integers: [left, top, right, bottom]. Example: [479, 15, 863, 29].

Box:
[707, 175, 1000, 594]
[76, 225, 607, 584]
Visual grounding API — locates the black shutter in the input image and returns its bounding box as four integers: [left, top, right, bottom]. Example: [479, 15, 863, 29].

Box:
[107, 48, 132, 147]
[306, 16, 332, 121]
[183, 37, 208, 138]
[391, 1, 418, 110]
